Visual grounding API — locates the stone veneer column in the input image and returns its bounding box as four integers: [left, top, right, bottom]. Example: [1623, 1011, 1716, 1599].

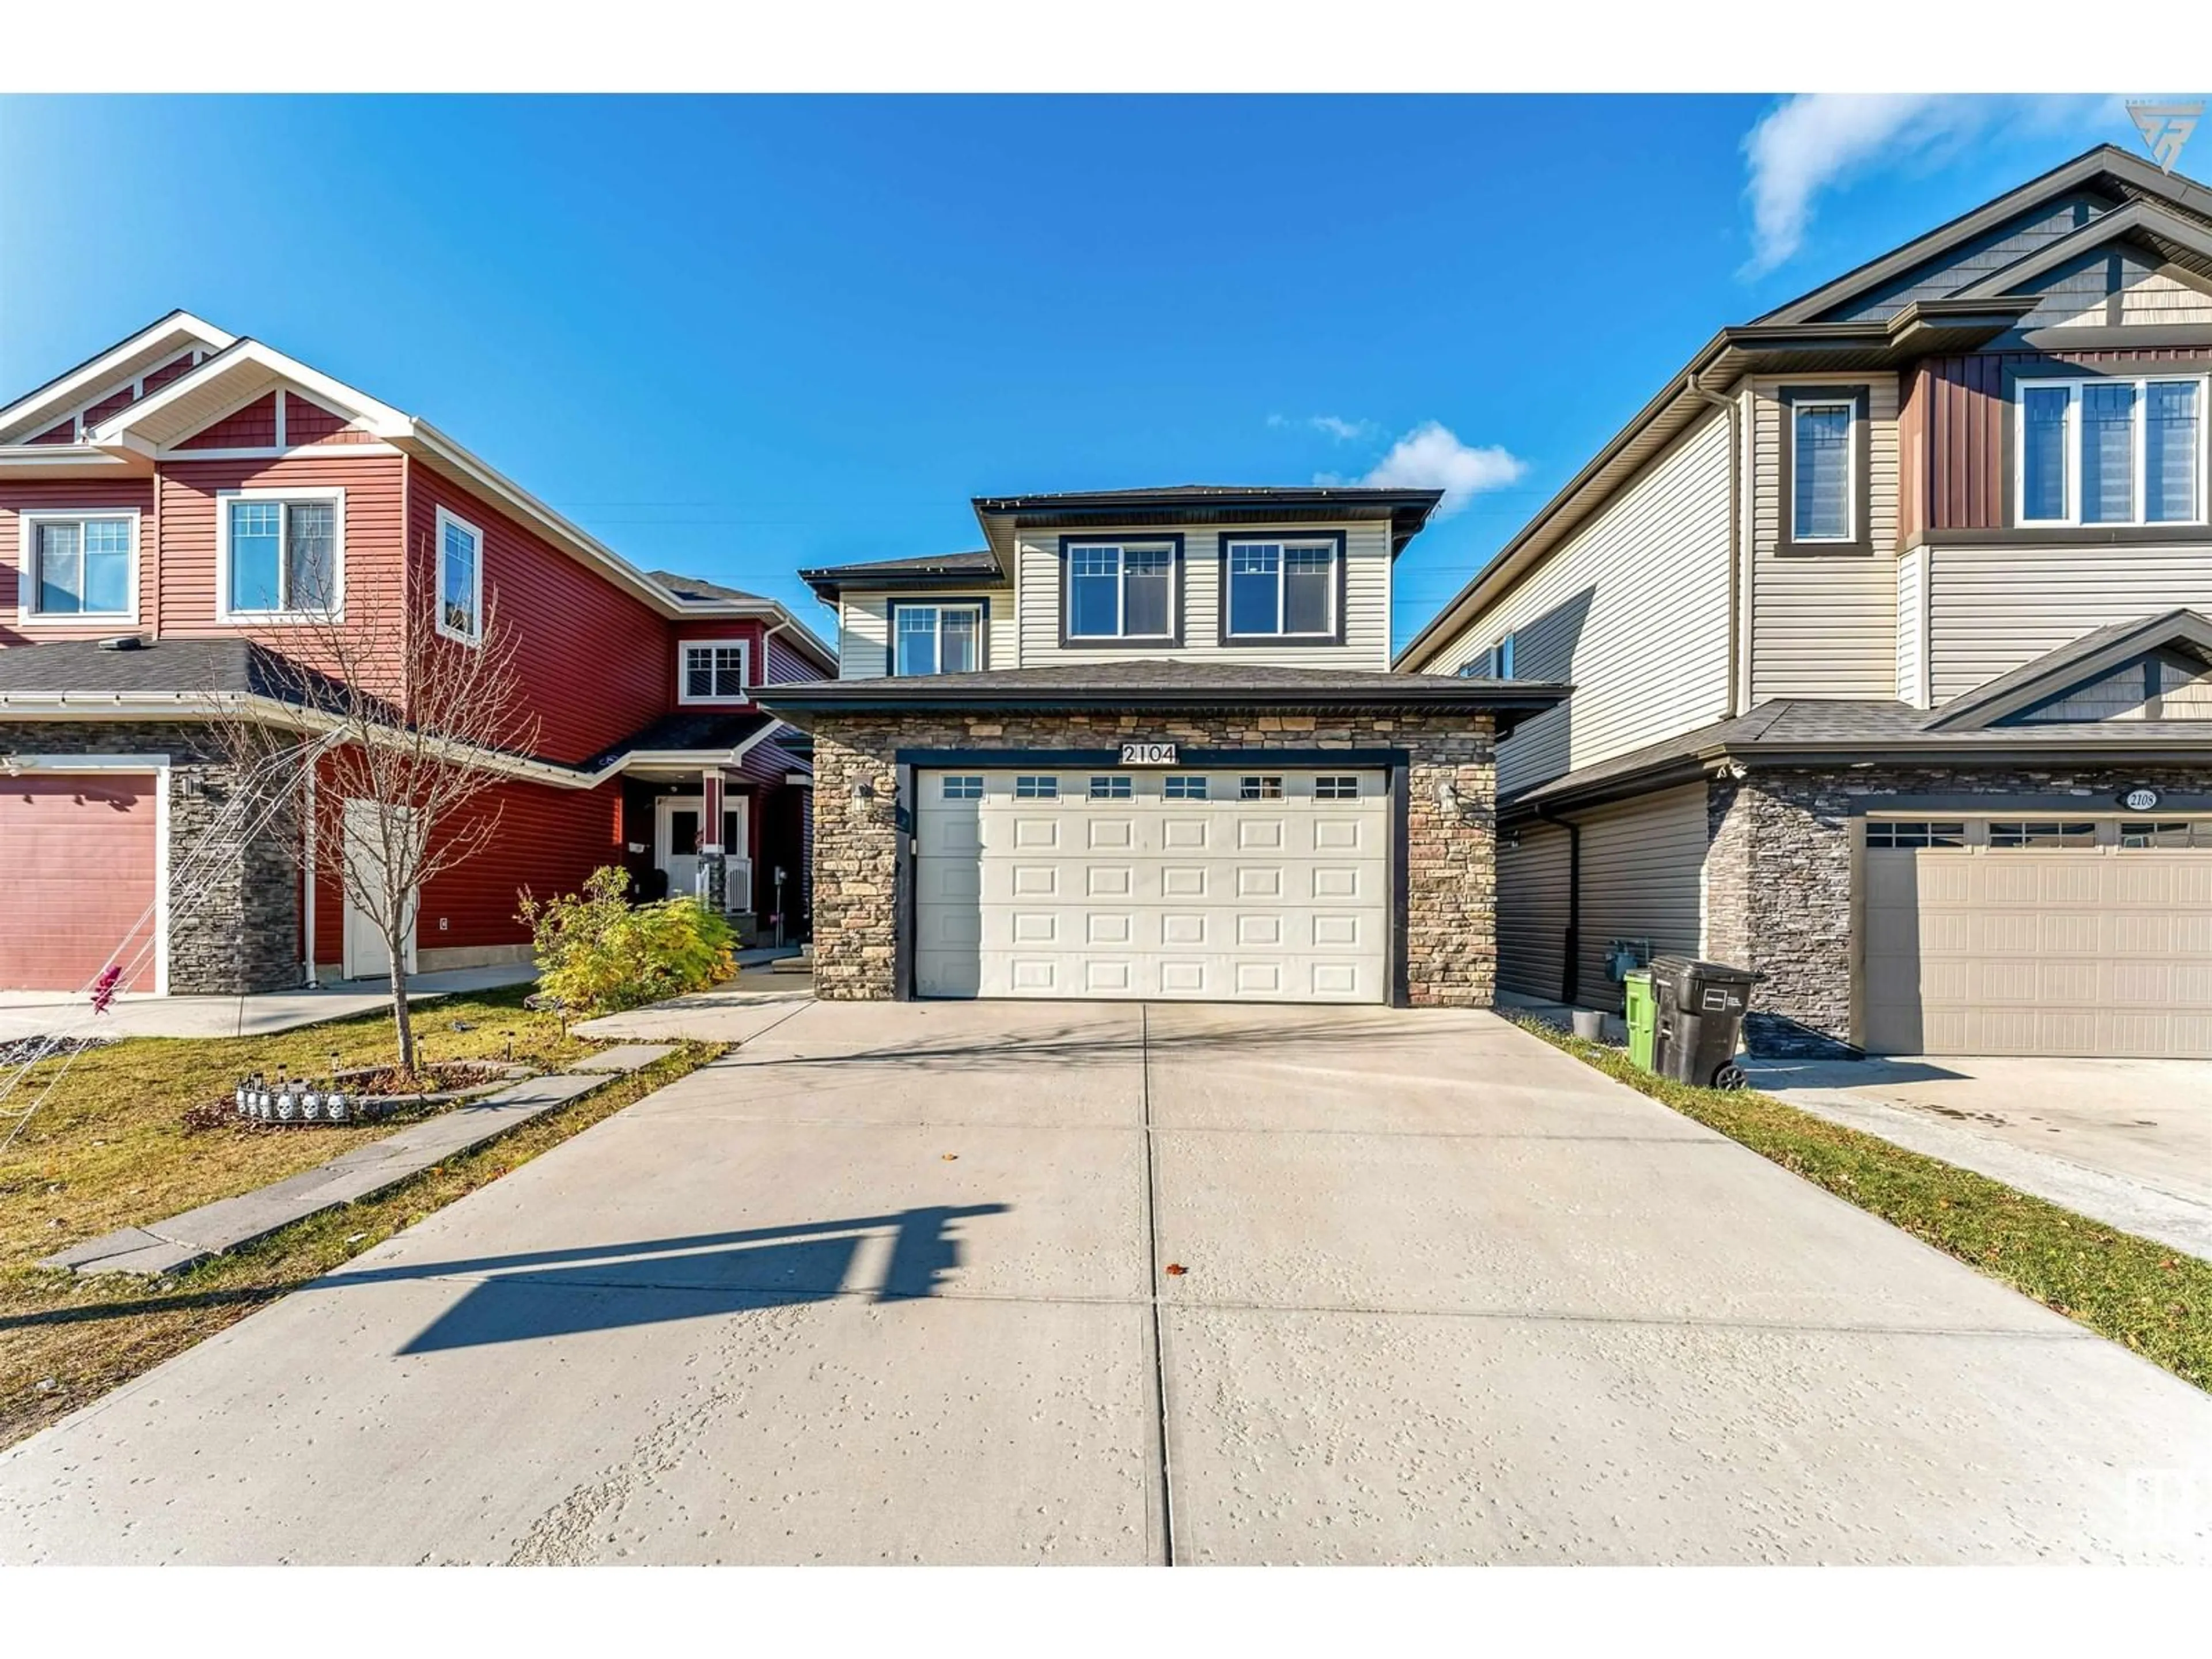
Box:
[804, 710, 1498, 1005]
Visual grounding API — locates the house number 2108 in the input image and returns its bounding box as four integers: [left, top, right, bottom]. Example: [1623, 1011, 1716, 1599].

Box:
[1119, 742, 1178, 766]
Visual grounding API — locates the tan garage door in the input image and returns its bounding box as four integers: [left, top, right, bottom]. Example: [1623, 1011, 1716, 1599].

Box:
[1862, 816, 2212, 1057]
[0, 772, 161, 993]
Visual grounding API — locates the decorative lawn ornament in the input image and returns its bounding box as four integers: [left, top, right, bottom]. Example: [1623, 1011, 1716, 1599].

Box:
[89, 964, 123, 1016]
[325, 1093, 350, 1123]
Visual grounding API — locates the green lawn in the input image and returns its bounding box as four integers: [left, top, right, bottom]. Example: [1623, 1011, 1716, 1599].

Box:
[1, 985, 718, 1448]
[1515, 1017, 2212, 1393]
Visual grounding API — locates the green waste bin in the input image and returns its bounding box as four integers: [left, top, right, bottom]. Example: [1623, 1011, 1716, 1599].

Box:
[1623, 969, 1657, 1073]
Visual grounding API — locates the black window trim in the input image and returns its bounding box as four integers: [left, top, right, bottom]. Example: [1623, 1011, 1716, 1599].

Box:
[1056, 534, 1185, 649]
[1214, 529, 1349, 647]
[885, 595, 991, 677]
[1778, 384, 1873, 555]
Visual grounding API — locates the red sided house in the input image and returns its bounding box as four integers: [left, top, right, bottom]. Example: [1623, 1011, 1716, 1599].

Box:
[0, 312, 834, 995]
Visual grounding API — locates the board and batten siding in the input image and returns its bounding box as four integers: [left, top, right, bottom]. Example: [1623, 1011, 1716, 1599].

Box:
[836, 589, 1016, 679]
[1497, 819, 1571, 1001]
[1749, 374, 1901, 702]
[1424, 411, 1733, 798]
[1926, 541, 2212, 703]
[1572, 783, 1708, 1014]
[1012, 520, 1393, 669]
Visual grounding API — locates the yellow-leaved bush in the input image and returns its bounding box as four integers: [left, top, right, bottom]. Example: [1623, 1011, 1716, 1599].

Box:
[518, 866, 737, 1013]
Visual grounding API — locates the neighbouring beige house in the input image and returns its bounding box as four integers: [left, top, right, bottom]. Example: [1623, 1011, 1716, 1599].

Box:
[759, 487, 1562, 1006]
[1398, 144, 2212, 1060]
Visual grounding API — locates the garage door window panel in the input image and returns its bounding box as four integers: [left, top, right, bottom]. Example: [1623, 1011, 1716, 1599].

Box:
[2122, 820, 2212, 849]
[1865, 820, 1967, 849]
[1988, 820, 2099, 849]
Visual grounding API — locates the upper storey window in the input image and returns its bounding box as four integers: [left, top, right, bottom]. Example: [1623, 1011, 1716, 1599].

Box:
[1064, 540, 1177, 643]
[219, 488, 340, 620]
[680, 641, 749, 703]
[435, 507, 484, 644]
[893, 601, 982, 675]
[1791, 403, 1854, 541]
[20, 511, 135, 620]
[2019, 376, 2206, 528]
[1224, 535, 1342, 641]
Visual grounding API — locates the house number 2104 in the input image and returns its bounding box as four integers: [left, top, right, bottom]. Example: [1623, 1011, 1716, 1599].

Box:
[1119, 742, 1178, 766]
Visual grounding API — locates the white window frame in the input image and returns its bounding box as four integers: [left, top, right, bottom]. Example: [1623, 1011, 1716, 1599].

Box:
[2016, 374, 2211, 529]
[15, 507, 141, 627]
[433, 505, 484, 646]
[677, 639, 751, 705]
[893, 601, 984, 675]
[1065, 541, 1176, 641]
[1224, 537, 1339, 638]
[1789, 397, 1859, 545]
[215, 486, 346, 623]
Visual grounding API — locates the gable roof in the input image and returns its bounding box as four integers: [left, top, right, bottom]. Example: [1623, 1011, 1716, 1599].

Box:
[972, 485, 1444, 562]
[0, 310, 234, 445]
[1757, 144, 2212, 325]
[1925, 608, 2212, 730]
[0, 317, 836, 668]
[1395, 145, 2212, 673]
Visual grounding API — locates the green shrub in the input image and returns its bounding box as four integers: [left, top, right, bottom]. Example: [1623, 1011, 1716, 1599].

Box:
[518, 866, 737, 1013]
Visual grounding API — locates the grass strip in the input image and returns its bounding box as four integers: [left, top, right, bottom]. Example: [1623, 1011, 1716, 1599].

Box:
[2, 1039, 718, 1449]
[1514, 1017, 2211, 1393]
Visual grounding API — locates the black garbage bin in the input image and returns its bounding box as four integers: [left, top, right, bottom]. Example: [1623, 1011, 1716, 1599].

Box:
[1649, 955, 1762, 1089]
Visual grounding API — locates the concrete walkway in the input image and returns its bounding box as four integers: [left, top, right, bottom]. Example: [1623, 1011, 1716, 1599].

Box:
[3, 1002, 2207, 1564]
[1745, 1055, 2212, 1263]
[40, 1049, 672, 1277]
[0, 964, 538, 1044]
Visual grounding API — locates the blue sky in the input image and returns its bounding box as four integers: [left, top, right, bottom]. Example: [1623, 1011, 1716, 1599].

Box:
[0, 94, 2157, 649]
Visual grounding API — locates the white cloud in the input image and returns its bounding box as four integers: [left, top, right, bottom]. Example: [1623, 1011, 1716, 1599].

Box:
[1321, 421, 1526, 518]
[1741, 94, 2118, 275]
[1268, 412, 1377, 441]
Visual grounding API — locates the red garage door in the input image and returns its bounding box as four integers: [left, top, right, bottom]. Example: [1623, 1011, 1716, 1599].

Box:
[0, 773, 160, 993]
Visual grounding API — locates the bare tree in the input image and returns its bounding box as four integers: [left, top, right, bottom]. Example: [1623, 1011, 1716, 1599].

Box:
[204, 548, 540, 1075]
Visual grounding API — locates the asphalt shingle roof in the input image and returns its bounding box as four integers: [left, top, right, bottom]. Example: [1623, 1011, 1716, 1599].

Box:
[0, 637, 327, 702]
[649, 570, 772, 606]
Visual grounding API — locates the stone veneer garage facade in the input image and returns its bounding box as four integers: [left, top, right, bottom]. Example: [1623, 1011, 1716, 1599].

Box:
[762, 664, 1565, 1006]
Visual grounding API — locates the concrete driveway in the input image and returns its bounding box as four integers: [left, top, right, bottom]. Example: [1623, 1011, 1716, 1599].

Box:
[1747, 1054, 2212, 1262]
[3, 1001, 2209, 1564]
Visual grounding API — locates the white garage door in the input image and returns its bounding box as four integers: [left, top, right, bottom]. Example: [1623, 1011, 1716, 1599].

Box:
[915, 767, 1389, 1002]
[1862, 816, 2212, 1057]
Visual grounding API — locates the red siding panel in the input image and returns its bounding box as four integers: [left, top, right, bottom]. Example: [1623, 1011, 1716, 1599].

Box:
[286, 394, 375, 446]
[177, 392, 279, 450]
[82, 388, 136, 427]
[28, 419, 75, 446]
[156, 453, 406, 673]
[0, 476, 158, 643]
[408, 460, 673, 763]
[141, 356, 197, 396]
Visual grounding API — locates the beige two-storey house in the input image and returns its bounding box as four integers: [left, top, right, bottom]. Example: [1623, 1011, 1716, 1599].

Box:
[1400, 145, 2212, 1060]
[762, 486, 1562, 1006]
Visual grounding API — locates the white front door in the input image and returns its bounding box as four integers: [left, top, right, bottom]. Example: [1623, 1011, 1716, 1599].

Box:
[342, 799, 419, 980]
[915, 767, 1389, 1002]
[658, 796, 749, 906]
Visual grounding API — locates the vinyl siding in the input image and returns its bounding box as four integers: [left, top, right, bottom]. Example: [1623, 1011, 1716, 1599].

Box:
[1822, 199, 2104, 323]
[2017, 247, 2212, 330]
[1425, 411, 1734, 798]
[155, 453, 407, 675]
[1750, 374, 1900, 701]
[0, 476, 158, 639]
[1013, 520, 1392, 669]
[1497, 819, 1570, 1001]
[176, 391, 279, 450]
[1896, 545, 1929, 707]
[408, 459, 671, 764]
[836, 589, 1015, 679]
[1572, 783, 1708, 1015]
[1927, 540, 2212, 703]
